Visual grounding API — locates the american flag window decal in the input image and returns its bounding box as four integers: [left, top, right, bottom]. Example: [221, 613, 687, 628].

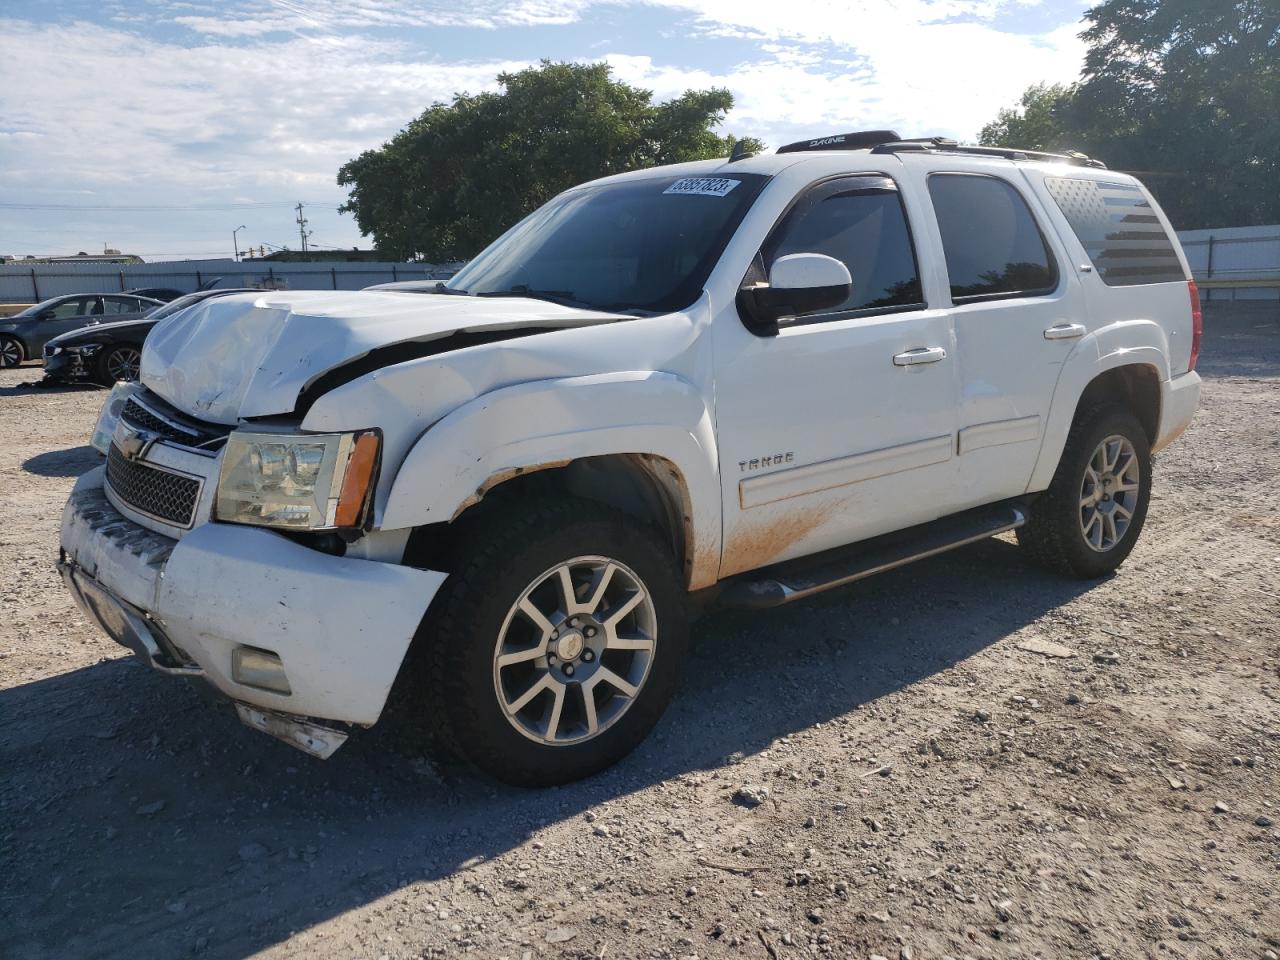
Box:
[1045, 177, 1185, 287]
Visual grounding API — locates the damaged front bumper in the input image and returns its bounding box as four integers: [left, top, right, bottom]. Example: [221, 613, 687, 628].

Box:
[59, 468, 447, 757]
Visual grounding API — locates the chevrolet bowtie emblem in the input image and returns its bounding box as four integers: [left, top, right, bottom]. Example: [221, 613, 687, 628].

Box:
[116, 428, 156, 461]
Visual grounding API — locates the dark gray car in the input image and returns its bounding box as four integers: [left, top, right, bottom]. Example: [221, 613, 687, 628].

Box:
[0, 294, 162, 367]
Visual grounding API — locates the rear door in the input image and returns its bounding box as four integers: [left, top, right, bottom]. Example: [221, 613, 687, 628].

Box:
[104, 295, 151, 318]
[899, 155, 1087, 506]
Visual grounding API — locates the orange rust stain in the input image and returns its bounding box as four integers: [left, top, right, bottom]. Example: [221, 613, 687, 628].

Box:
[719, 499, 840, 579]
[449, 459, 572, 520]
[688, 520, 721, 590]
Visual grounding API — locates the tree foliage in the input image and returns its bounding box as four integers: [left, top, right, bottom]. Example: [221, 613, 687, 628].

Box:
[979, 0, 1280, 228]
[978, 84, 1074, 153]
[338, 61, 764, 261]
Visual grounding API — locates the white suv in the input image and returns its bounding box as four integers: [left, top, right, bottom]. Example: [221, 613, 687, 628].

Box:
[59, 131, 1201, 785]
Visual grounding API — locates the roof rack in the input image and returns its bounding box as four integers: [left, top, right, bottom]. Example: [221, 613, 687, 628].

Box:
[770, 129, 1107, 168]
[871, 137, 1106, 169]
[775, 130, 902, 154]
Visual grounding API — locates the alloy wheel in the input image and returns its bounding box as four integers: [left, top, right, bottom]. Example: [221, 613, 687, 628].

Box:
[0, 339, 21, 367]
[1079, 434, 1140, 552]
[106, 347, 142, 382]
[493, 556, 657, 746]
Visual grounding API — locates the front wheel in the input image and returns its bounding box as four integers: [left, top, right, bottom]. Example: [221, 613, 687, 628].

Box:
[1018, 403, 1152, 578]
[0, 336, 23, 368]
[98, 344, 142, 384]
[419, 496, 689, 786]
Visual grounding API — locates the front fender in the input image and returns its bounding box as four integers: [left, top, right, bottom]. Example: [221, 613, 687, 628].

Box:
[379, 370, 722, 589]
[1027, 319, 1170, 493]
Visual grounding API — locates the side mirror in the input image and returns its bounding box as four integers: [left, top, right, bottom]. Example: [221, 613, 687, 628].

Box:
[37, 308, 56, 321]
[736, 253, 852, 336]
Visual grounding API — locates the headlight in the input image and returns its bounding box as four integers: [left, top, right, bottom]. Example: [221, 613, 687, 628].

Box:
[45, 345, 62, 357]
[89, 381, 143, 454]
[66, 343, 104, 355]
[215, 430, 380, 531]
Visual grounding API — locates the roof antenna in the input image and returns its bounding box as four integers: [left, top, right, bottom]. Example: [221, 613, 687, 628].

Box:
[728, 139, 756, 163]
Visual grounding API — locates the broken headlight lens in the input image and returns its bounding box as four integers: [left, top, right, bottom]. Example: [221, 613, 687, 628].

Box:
[90, 381, 143, 454]
[215, 430, 380, 530]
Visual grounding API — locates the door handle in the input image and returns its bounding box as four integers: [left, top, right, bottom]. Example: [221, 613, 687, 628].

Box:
[893, 346, 947, 366]
[1043, 322, 1086, 341]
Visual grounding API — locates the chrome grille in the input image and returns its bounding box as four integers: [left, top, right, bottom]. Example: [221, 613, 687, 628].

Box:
[106, 445, 201, 528]
[122, 398, 202, 446]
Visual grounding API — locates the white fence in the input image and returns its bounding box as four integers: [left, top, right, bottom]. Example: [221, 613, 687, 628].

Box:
[1177, 225, 1280, 302]
[0, 258, 458, 304]
[6, 226, 1278, 305]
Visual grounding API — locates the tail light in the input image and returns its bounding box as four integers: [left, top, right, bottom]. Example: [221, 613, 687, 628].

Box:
[1187, 280, 1203, 371]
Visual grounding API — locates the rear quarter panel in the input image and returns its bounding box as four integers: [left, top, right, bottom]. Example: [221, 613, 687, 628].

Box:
[1020, 166, 1191, 491]
[1023, 167, 1195, 376]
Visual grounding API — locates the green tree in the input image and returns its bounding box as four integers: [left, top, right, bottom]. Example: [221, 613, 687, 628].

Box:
[338, 61, 764, 261]
[978, 83, 1073, 152]
[978, 0, 1280, 229]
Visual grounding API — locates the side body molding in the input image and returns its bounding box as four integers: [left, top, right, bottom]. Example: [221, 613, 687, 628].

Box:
[1026, 318, 1171, 494]
[379, 370, 723, 589]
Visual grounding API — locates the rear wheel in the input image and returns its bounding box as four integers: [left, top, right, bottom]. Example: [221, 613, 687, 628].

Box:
[1018, 403, 1152, 578]
[0, 336, 23, 368]
[420, 496, 688, 786]
[98, 344, 142, 384]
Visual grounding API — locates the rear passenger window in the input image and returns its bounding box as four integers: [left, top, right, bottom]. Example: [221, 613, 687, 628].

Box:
[928, 174, 1058, 302]
[763, 175, 923, 318]
[1044, 177, 1185, 286]
[102, 297, 137, 315]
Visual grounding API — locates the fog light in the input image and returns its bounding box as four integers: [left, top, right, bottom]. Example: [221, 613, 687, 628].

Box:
[232, 647, 292, 695]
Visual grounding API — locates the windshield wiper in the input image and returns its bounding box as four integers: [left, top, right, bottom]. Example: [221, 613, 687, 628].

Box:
[474, 286, 594, 309]
[425, 282, 470, 296]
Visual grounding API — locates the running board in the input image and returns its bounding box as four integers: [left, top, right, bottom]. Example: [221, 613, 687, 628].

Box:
[719, 502, 1028, 609]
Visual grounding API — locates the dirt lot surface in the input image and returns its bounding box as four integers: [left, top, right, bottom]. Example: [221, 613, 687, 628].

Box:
[2, 305, 1278, 960]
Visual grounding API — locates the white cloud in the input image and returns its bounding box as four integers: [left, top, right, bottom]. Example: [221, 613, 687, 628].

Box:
[0, 16, 530, 254]
[0, 0, 1088, 256]
[603, 0, 1086, 142]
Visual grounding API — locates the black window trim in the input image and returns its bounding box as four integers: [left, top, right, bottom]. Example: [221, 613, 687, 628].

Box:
[926, 171, 1062, 306]
[743, 171, 929, 332]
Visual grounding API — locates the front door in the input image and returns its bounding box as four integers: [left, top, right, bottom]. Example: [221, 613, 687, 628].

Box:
[713, 174, 960, 578]
[35, 295, 101, 351]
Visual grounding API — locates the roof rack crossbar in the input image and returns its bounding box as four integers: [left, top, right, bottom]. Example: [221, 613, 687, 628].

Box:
[871, 139, 1106, 169]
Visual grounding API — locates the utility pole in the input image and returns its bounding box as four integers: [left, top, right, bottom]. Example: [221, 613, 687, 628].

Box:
[233, 224, 246, 261]
[294, 202, 311, 255]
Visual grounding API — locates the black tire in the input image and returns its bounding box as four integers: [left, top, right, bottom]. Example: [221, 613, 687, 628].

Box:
[97, 344, 142, 385]
[1018, 402, 1152, 578]
[0, 336, 23, 368]
[418, 495, 689, 786]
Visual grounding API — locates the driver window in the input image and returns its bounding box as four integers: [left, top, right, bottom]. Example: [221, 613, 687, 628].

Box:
[48, 297, 93, 319]
[762, 176, 924, 319]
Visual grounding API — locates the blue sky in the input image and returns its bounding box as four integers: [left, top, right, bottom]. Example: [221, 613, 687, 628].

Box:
[0, 0, 1091, 261]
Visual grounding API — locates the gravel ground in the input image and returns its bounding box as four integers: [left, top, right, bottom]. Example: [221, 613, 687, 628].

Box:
[2, 304, 1277, 960]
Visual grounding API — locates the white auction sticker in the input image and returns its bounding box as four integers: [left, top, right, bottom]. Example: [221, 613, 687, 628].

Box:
[663, 177, 741, 198]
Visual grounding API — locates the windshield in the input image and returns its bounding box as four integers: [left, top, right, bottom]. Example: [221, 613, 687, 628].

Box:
[447, 172, 770, 314]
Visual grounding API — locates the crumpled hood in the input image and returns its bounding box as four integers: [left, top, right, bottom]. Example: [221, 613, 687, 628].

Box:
[140, 290, 631, 423]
